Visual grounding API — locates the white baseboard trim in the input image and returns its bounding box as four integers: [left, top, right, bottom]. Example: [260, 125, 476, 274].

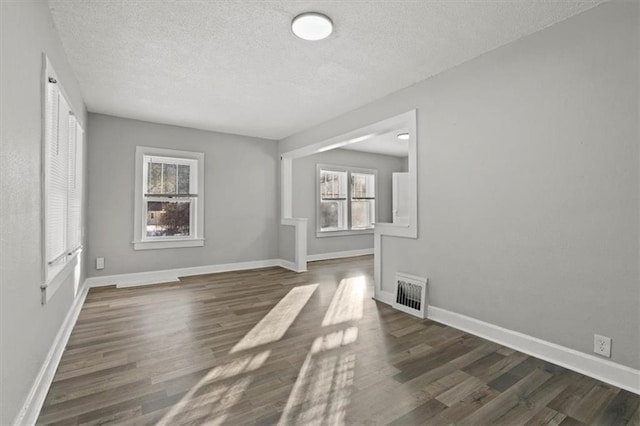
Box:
[13, 258, 306, 424]
[85, 259, 304, 288]
[426, 305, 640, 395]
[14, 283, 90, 426]
[278, 260, 299, 272]
[307, 248, 374, 262]
[373, 290, 395, 306]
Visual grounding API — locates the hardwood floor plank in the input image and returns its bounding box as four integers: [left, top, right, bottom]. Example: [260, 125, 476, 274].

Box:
[591, 389, 640, 425]
[492, 370, 574, 425]
[436, 375, 485, 407]
[438, 385, 501, 424]
[387, 398, 448, 425]
[36, 256, 639, 425]
[457, 368, 553, 425]
[523, 406, 567, 426]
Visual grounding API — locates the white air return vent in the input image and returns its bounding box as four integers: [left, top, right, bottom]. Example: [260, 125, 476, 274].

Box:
[393, 273, 428, 319]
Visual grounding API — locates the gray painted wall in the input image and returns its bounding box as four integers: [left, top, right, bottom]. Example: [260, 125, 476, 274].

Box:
[279, 2, 639, 369]
[400, 156, 408, 173]
[0, 0, 89, 423]
[293, 149, 405, 256]
[87, 114, 280, 277]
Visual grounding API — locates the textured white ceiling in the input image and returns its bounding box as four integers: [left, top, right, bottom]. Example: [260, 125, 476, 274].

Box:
[48, 0, 605, 140]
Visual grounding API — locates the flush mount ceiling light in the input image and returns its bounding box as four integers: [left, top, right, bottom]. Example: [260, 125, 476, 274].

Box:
[292, 12, 333, 41]
[397, 133, 410, 140]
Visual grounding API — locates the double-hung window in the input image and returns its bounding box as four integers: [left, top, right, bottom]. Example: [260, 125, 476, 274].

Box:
[133, 147, 204, 250]
[42, 56, 84, 303]
[317, 165, 377, 236]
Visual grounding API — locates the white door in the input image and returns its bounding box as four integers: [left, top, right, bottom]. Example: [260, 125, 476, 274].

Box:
[392, 172, 409, 225]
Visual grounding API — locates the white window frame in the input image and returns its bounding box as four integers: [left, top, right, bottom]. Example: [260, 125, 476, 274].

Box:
[133, 146, 205, 250]
[41, 55, 84, 303]
[316, 164, 377, 237]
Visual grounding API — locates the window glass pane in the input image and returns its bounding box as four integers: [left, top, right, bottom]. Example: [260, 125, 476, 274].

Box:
[162, 163, 177, 194]
[178, 164, 190, 194]
[147, 162, 163, 194]
[320, 170, 347, 199]
[320, 200, 347, 231]
[146, 200, 191, 237]
[351, 200, 375, 229]
[351, 173, 375, 198]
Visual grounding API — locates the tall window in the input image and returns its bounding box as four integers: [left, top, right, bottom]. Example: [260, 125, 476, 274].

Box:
[43, 57, 84, 298]
[133, 147, 204, 250]
[317, 165, 376, 235]
[350, 172, 376, 229]
[319, 169, 348, 231]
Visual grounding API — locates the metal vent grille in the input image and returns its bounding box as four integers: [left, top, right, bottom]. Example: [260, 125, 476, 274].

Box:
[393, 273, 428, 319]
[396, 280, 422, 310]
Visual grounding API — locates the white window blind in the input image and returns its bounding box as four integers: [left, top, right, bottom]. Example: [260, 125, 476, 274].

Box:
[67, 115, 83, 252]
[42, 56, 84, 301]
[45, 80, 68, 266]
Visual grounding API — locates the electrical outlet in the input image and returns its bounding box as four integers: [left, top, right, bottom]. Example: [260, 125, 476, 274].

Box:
[96, 257, 105, 270]
[594, 334, 611, 358]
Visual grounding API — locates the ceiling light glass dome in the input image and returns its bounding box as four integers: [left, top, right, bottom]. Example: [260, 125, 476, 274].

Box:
[292, 12, 333, 41]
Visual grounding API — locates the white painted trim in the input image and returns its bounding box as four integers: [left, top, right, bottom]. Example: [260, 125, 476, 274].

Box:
[86, 259, 291, 288]
[132, 238, 204, 250]
[41, 56, 85, 303]
[42, 250, 80, 303]
[294, 220, 307, 272]
[13, 255, 307, 425]
[374, 296, 640, 394]
[278, 260, 298, 272]
[374, 222, 414, 238]
[281, 110, 416, 162]
[426, 305, 640, 395]
[315, 164, 379, 235]
[374, 231, 383, 298]
[307, 248, 374, 262]
[133, 146, 205, 250]
[280, 110, 417, 282]
[374, 290, 395, 305]
[316, 229, 374, 238]
[14, 282, 90, 426]
[281, 157, 293, 218]
[281, 218, 308, 272]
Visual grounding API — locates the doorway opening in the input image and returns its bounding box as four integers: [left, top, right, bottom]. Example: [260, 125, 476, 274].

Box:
[279, 110, 418, 300]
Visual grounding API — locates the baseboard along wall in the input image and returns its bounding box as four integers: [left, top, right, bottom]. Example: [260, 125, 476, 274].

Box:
[306, 248, 374, 262]
[85, 250, 375, 289]
[427, 305, 640, 395]
[375, 290, 639, 395]
[85, 258, 295, 288]
[19, 257, 638, 425]
[14, 283, 90, 426]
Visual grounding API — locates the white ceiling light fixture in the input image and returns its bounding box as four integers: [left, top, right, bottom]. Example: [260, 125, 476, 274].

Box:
[397, 133, 410, 140]
[292, 12, 333, 41]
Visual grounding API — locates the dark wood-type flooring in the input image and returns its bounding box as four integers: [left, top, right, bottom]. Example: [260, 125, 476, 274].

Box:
[38, 256, 639, 425]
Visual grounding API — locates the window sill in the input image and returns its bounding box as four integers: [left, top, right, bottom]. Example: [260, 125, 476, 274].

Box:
[133, 238, 205, 250]
[42, 248, 82, 304]
[316, 229, 374, 238]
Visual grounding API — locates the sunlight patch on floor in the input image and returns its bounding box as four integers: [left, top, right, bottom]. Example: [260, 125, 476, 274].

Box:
[157, 350, 269, 425]
[321, 276, 365, 327]
[231, 283, 319, 353]
[278, 328, 358, 426]
[277, 276, 366, 424]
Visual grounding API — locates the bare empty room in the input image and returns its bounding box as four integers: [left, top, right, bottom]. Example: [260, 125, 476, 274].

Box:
[1, 0, 639, 425]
